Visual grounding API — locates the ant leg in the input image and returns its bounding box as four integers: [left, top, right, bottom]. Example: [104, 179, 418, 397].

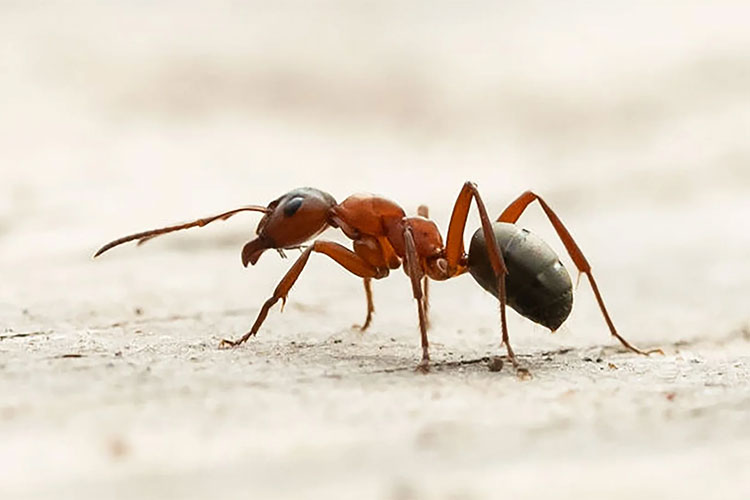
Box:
[422, 277, 430, 329]
[417, 205, 431, 328]
[499, 191, 662, 356]
[220, 240, 381, 347]
[359, 277, 375, 331]
[445, 182, 528, 375]
[403, 222, 430, 372]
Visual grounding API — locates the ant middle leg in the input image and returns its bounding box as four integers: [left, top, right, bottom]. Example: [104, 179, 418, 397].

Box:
[220, 240, 382, 348]
[358, 277, 375, 331]
[352, 235, 400, 332]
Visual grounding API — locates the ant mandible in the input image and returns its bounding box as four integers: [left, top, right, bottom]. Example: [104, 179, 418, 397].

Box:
[95, 182, 662, 374]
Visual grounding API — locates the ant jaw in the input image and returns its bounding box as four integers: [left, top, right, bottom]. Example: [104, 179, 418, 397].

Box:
[241, 238, 271, 267]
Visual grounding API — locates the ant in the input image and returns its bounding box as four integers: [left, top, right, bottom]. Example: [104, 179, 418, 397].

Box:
[95, 182, 662, 374]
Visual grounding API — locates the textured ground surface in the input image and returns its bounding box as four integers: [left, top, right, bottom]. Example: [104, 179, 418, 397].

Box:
[2, 2, 750, 499]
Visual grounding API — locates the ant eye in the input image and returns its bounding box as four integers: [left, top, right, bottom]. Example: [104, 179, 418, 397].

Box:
[283, 197, 304, 217]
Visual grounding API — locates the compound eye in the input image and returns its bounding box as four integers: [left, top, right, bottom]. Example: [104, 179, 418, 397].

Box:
[283, 196, 304, 217]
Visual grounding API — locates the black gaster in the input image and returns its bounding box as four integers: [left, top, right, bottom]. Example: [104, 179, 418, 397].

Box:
[468, 222, 573, 331]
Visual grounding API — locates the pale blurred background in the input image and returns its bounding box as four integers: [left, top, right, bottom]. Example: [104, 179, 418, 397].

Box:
[1, 2, 749, 499]
[2, 0, 749, 338]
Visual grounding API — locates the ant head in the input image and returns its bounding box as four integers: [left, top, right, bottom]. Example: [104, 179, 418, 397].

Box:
[241, 188, 337, 266]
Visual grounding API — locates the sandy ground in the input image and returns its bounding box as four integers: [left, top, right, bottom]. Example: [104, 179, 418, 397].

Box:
[2, 2, 750, 499]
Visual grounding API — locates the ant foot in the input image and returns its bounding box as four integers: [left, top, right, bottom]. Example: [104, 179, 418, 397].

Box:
[516, 367, 533, 380]
[616, 335, 665, 356]
[358, 312, 373, 332]
[218, 339, 240, 349]
[505, 350, 532, 379]
[415, 358, 430, 374]
[218, 333, 253, 349]
[645, 347, 665, 356]
[356, 321, 371, 332]
[628, 345, 664, 356]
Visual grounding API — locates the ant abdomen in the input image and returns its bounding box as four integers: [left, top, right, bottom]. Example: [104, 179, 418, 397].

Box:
[468, 222, 573, 331]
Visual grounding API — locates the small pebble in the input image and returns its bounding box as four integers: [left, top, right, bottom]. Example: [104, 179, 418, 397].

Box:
[487, 356, 504, 372]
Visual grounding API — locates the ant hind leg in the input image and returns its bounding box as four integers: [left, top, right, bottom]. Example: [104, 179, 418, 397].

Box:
[498, 190, 662, 356]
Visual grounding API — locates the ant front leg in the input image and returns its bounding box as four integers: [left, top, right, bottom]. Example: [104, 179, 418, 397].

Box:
[445, 182, 529, 377]
[498, 191, 662, 356]
[220, 240, 382, 347]
[403, 222, 430, 373]
[417, 204, 431, 329]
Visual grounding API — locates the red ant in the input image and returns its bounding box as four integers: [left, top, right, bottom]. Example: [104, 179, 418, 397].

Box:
[95, 182, 661, 373]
